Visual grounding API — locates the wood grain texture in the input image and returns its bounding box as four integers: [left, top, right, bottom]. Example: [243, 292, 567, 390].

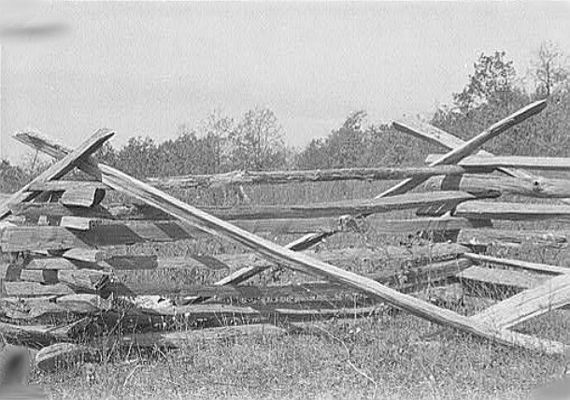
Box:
[392, 119, 533, 179]
[471, 273, 570, 330]
[0, 129, 114, 220]
[461, 253, 570, 275]
[60, 186, 106, 208]
[425, 154, 570, 171]
[2, 281, 74, 297]
[458, 228, 569, 248]
[393, 118, 570, 205]
[454, 201, 570, 221]
[144, 166, 468, 189]
[28, 181, 108, 192]
[378, 100, 546, 197]
[458, 266, 548, 291]
[424, 174, 570, 199]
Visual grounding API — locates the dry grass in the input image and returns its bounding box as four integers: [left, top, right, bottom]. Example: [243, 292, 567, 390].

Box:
[32, 181, 570, 399]
[34, 311, 569, 400]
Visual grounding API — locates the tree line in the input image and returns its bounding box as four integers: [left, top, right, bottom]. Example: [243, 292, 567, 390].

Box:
[1, 41, 569, 192]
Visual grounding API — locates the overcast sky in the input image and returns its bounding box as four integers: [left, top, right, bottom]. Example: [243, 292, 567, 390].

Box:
[1, 1, 569, 162]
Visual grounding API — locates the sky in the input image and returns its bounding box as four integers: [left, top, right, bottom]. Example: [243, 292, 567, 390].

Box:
[1, 1, 570, 163]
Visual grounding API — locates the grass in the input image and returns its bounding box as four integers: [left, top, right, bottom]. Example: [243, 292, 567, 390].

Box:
[35, 311, 569, 400]
[28, 181, 570, 399]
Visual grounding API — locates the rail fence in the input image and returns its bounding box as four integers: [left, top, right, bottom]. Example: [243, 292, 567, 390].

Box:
[1, 99, 569, 371]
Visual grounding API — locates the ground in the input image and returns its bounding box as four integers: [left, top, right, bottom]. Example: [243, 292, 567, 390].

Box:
[27, 181, 570, 399]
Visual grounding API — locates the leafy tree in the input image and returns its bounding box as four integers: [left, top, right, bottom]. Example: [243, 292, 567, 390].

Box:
[114, 136, 161, 179]
[0, 160, 28, 193]
[434, 48, 569, 157]
[295, 111, 432, 169]
[454, 51, 518, 112]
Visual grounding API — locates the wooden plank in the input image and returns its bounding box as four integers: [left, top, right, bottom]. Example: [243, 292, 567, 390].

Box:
[56, 294, 112, 313]
[454, 201, 570, 221]
[28, 213, 488, 237]
[461, 253, 570, 276]
[17, 205, 488, 237]
[458, 229, 569, 248]
[426, 154, 570, 171]
[198, 191, 479, 220]
[19, 130, 568, 353]
[471, 273, 570, 329]
[144, 166, 468, 189]
[0, 297, 67, 320]
[2, 281, 74, 297]
[363, 216, 479, 234]
[19, 267, 109, 290]
[58, 269, 109, 291]
[0, 218, 480, 254]
[19, 269, 58, 284]
[12, 193, 482, 222]
[26, 258, 90, 271]
[60, 186, 105, 208]
[458, 266, 548, 291]
[1, 226, 88, 252]
[0, 320, 78, 347]
[0, 129, 114, 220]
[10, 202, 115, 219]
[28, 181, 108, 192]
[392, 119, 533, 179]
[14, 131, 102, 178]
[0, 294, 111, 320]
[424, 174, 570, 199]
[377, 100, 547, 197]
[134, 303, 386, 323]
[60, 216, 97, 230]
[10, 203, 334, 233]
[61, 248, 107, 263]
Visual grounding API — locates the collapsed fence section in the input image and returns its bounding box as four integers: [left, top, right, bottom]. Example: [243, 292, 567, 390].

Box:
[0, 99, 569, 371]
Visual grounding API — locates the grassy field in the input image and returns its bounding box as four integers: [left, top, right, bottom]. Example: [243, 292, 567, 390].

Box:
[32, 180, 570, 399]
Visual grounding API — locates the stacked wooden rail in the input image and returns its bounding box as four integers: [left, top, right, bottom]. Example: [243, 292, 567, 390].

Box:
[0, 99, 569, 372]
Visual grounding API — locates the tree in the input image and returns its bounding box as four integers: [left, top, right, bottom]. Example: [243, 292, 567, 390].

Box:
[229, 108, 287, 171]
[115, 136, 161, 179]
[294, 111, 431, 169]
[434, 49, 570, 157]
[454, 51, 518, 112]
[196, 111, 234, 173]
[530, 41, 569, 97]
[0, 160, 28, 193]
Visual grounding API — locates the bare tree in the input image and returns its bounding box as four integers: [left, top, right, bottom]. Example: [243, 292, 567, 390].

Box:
[229, 108, 287, 171]
[531, 41, 569, 97]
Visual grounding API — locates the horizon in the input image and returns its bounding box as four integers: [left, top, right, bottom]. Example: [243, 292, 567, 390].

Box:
[1, 1, 570, 164]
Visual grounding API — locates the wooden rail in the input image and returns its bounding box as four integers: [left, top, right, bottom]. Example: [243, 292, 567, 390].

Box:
[454, 201, 570, 221]
[425, 154, 570, 171]
[142, 166, 469, 189]
[424, 174, 570, 199]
